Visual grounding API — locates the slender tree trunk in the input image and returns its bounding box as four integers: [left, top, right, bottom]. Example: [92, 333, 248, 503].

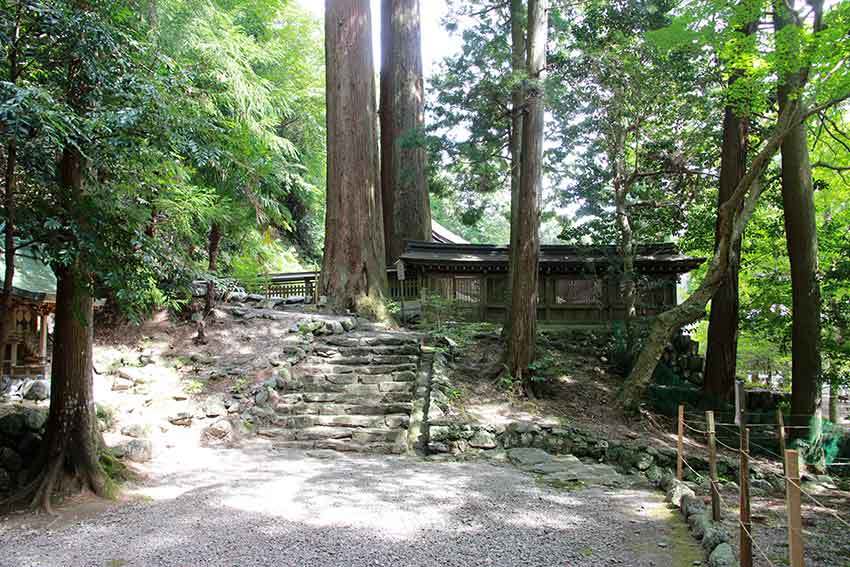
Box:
[321, 0, 387, 312]
[505, 0, 525, 336]
[207, 222, 221, 273]
[0, 5, 22, 359]
[828, 380, 838, 423]
[610, 124, 635, 332]
[507, 0, 546, 391]
[380, 0, 431, 263]
[775, 2, 822, 441]
[620, 102, 804, 410]
[704, 98, 750, 402]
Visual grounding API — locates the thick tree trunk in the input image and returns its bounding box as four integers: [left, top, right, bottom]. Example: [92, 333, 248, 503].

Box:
[775, 3, 822, 440]
[4, 146, 108, 514]
[322, 0, 387, 312]
[704, 104, 749, 401]
[379, 0, 431, 263]
[504, 0, 525, 336]
[207, 222, 221, 273]
[32, 261, 106, 513]
[507, 0, 546, 390]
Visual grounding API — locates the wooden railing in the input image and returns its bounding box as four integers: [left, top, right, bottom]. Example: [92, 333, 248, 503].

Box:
[239, 270, 421, 302]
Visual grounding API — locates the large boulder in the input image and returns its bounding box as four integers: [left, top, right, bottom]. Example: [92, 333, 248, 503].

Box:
[21, 408, 47, 432]
[507, 447, 552, 468]
[708, 543, 736, 567]
[22, 379, 49, 401]
[0, 447, 23, 472]
[0, 413, 26, 441]
[665, 479, 696, 508]
[201, 419, 236, 447]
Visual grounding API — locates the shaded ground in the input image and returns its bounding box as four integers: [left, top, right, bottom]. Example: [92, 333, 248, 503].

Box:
[0, 443, 703, 567]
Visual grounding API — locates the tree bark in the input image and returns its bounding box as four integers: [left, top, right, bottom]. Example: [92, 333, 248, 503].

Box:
[0, 4, 22, 359]
[322, 0, 387, 312]
[379, 0, 431, 263]
[207, 222, 221, 273]
[609, 122, 635, 333]
[507, 0, 546, 390]
[703, 100, 750, 402]
[775, 1, 822, 439]
[828, 380, 838, 423]
[504, 0, 525, 336]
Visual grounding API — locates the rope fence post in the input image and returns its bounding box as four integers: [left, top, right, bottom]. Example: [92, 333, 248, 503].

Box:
[777, 412, 787, 475]
[785, 449, 804, 567]
[677, 404, 685, 481]
[707, 410, 721, 521]
[739, 427, 752, 567]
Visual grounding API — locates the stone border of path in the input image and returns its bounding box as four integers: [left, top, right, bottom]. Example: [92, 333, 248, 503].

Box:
[415, 349, 760, 567]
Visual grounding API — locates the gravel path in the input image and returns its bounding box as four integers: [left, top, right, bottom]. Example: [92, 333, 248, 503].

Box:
[1, 444, 703, 567]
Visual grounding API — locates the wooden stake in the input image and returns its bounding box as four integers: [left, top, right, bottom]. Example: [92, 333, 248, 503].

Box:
[739, 427, 752, 567]
[677, 404, 684, 481]
[785, 449, 804, 567]
[778, 411, 787, 475]
[707, 410, 721, 521]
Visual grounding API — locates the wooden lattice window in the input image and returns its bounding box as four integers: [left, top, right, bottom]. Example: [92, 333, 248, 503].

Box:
[454, 276, 481, 304]
[554, 278, 601, 305]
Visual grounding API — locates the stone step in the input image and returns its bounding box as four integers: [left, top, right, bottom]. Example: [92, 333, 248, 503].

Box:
[258, 426, 406, 444]
[272, 439, 406, 455]
[283, 374, 417, 391]
[321, 334, 420, 348]
[274, 401, 414, 416]
[270, 414, 409, 429]
[293, 363, 418, 378]
[305, 354, 420, 366]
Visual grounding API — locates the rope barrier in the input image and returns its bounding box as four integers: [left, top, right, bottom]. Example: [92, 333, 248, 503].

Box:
[785, 477, 850, 531]
[738, 518, 779, 567]
[683, 422, 707, 435]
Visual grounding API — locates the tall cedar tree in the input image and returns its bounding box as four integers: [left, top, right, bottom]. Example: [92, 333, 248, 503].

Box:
[505, 0, 525, 335]
[321, 0, 387, 310]
[507, 0, 546, 390]
[380, 0, 431, 263]
[704, 12, 758, 402]
[775, 0, 822, 437]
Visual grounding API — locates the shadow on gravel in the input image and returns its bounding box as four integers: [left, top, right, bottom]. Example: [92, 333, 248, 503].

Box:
[1, 448, 702, 567]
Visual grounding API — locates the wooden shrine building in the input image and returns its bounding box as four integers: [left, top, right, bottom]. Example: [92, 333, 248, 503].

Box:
[395, 241, 704, 323]
[0, 249, 56, 378]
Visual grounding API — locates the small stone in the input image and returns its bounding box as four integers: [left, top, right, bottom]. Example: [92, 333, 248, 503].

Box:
[254, 388, 270, 406]
[112, 377, 135, 391]
[168, 412, 192, 427]
[121, 423, 148, 438]
[120, 439, 153, 462]
[203, 395, 227, 418]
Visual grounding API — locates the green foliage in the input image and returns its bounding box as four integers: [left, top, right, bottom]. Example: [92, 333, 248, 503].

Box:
[0, 0, 326, 321]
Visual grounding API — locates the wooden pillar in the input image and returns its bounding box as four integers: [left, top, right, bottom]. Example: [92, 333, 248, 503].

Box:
[706, 410, 721, 521]
[739, 427, 753, 567]
[784, 449, 804, 567]
[39, 314, 49, 363]
[677, 404, 685, 480]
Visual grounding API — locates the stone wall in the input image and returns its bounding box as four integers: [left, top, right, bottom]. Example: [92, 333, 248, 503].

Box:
[0, 406, 46, 498]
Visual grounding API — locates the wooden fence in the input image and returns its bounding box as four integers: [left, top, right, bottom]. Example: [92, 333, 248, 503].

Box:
[239, 270, 421, 302]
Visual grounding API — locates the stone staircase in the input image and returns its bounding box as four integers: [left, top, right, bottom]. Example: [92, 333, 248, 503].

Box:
[257, 331, 424, 454]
